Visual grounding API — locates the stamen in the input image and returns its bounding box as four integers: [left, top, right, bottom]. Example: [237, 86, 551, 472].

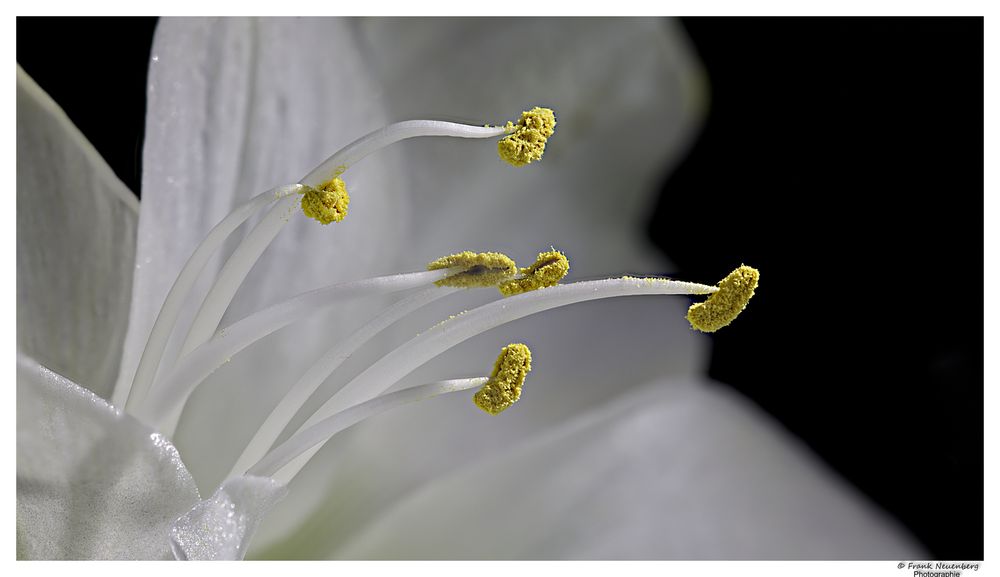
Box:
[175, 195, 301, 360]
[497, 107, 557, 167]
[117, 184, 306, 411]
[131, 269, 457, 430]
[229, 251, 517, 476]
[687, 265, 760, 333]
[247, 377, 488, 478]
[304, 120, 511, 183]
[300, 177, 349, 225]
[249, 344, 534, 478]
[273, 274, 725, 482]
[164, 114, 540, 386]
[498, 249, 570, 296]
[316, 276, 719, 420]
[473, 343, 532, 415]
[429, 251, 518, 288]
[227, 285, 458, 477]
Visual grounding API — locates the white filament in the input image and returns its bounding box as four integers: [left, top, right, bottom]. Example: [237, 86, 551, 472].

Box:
[274, 277, 718, 482]
[132, 270, 455, 429]
[118, 184, 306, 412]
[248, 378, 487, 478]
[304, 120, 508, 183]
[172, 120, 511, 393]
[177, 196, 298, 359]
[228, 284, 459, 477]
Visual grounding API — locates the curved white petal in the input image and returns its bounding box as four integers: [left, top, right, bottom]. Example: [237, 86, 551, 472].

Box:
[330, 378, 925, 560]
[16, 67, 139, 398]
[16, 353, 200, 560]
[125, 17, 410, 490]
[170, 475, 287, 560]
[133, 17, 716, 558]
[355, 17, 706, 274]
[248, 18, 711, 555]
[357, 16, 712, 422]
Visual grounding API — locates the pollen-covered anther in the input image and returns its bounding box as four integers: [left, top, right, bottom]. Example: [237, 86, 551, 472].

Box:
[474, 343, 532, 415]
[428, 251, 518, 288]
[497, 106, 557, 167]
[499, 249, 570, 296]
[687, 265, 760, 332]
[300, 177, 350, 225]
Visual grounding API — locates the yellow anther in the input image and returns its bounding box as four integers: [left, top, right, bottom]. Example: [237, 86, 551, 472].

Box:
[474, 343, 533, 415]
[687, 265, 760, 332]
[497, 106, 556, 167]
[300, 177, 350, 225]
[428, 251, 518, 288]
[499, 249, 570, 296]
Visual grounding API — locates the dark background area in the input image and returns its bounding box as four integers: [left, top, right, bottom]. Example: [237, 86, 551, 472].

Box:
[17, 17, 156, 194]
[17, 17, 984, 559]
[654, 18, 983, 559]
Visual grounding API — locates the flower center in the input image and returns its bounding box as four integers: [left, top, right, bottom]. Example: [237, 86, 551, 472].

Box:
[113, 107, 758, 551]
[113, 109, 550, 412]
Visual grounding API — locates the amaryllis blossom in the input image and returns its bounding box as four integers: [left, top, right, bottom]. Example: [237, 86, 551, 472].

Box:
[16, 17, 924, 560]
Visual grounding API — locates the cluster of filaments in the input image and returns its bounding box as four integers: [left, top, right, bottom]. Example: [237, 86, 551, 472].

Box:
[112, 106, 758, 490]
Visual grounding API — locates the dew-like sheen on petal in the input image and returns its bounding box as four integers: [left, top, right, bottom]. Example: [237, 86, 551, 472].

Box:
[169, 475, 288, 560]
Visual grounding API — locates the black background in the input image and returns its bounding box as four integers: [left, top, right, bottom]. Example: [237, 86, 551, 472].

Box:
[17, 17, 984, 559]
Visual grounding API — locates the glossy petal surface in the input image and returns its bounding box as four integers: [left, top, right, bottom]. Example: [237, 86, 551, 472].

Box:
[17, 68, 139, 398]
[16, 354, 200, 559]
[336, 378, 925, 559]
[170, 475, 287, 560]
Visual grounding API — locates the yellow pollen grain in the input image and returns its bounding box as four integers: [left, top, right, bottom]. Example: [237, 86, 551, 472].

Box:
[687, 265, 760, 333]
[499, 249, 570, 296]
[474, 343, 533, 415]
[428, 251, 518, 288]
[622, 275, 666, 285]
[497, 106, 556, 167]
[300, 177, 350, 225]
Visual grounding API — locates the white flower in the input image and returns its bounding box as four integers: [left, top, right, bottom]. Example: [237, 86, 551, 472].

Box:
[16, 17, 925, 560]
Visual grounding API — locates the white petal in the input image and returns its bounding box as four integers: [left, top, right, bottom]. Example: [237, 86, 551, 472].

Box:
[16, 67, 139, 399]
[356, 17, 706, 275]
[123, 17, 413, 491]
[170, 475, 287, 560]
[250, 18, 712, 555]
[361, 17, 710, 397]
[330, 378, 925, 559]
[134, 18, 715, 558]
[16, 353, 200, 560]
[347, 15, 712, 446]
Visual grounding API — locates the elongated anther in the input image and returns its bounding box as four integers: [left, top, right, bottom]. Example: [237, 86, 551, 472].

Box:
[474, 343, 533, 415]
[687, 265, 759, 332]
[428, 251, 518, 288]
[499, 249, 569, 296]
